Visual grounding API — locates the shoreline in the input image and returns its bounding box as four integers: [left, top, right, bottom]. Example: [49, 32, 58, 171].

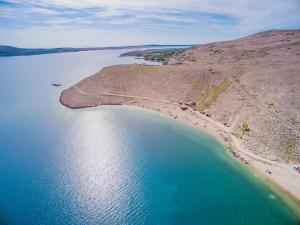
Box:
[120, 101, 300, 211]
[83, 100, 300, 211]
[59, 29, 300, 215]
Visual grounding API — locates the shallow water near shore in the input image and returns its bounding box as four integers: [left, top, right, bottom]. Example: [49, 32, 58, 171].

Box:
[0, 50, 299, 225]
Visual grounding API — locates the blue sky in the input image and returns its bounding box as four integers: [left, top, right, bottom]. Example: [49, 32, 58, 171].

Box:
[0, 0, 300, 47]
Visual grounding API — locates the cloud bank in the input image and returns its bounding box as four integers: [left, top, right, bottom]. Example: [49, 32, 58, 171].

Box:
[0, 0, 299, 47]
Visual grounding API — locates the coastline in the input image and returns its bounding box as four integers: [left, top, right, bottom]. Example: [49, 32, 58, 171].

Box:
[98, 100, 300, 211]
[58, 29, 300, 212]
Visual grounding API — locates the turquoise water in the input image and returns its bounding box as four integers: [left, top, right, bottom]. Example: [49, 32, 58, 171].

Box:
[0, 51, 299, 225]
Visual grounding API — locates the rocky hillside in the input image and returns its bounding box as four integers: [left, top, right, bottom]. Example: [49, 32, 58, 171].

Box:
[61, 29, 300, 163]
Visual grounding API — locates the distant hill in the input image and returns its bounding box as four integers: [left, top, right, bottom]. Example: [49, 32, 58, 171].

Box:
[0, 45, 193, 57]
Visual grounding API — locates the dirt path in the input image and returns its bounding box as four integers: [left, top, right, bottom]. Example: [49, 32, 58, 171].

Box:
[74, 85, 272, 165]
[236, 82, 299, 133]
[74, 85, 178, 105]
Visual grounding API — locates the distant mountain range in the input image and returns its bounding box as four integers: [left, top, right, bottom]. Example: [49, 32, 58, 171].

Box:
[0, 45, 193, 57]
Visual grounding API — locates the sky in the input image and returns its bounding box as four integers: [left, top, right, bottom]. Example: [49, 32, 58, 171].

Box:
[0, 0, 300, 48]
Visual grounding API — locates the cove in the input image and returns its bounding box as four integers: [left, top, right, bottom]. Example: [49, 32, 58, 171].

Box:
[0, 50, 299, 225]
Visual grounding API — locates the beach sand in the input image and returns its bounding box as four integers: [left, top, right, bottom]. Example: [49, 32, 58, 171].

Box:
[59, 29, 300, 210]
[121, 99, 300, 210]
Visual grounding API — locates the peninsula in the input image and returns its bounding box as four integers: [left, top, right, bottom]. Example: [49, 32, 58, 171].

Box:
[60, 30, 300, 204]
[0, 44, 191, 57]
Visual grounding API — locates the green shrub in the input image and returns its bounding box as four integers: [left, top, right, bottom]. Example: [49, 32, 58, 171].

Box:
[242, 121, 250, 132]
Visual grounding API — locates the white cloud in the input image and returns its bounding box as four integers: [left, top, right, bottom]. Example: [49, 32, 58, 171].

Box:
[6, 0, 300, 29]
[0, 0, 299, 47]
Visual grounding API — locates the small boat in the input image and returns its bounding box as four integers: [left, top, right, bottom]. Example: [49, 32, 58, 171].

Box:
[52, 83, 61, 87]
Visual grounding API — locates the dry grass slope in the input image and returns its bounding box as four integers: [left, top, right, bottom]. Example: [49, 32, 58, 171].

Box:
[195, 79, 230, 111]
[61, 29, 300, 163]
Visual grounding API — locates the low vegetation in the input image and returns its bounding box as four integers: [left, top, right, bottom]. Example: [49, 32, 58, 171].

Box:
[121, 48, 186, 64]
[242, 121, 250, 132]
[196, 79, 230, 111]
[283, 138, 296, 162]
[145, 49, 184, 63]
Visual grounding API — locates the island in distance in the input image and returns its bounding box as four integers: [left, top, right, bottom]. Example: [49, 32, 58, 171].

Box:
[60, 29, 300, 202]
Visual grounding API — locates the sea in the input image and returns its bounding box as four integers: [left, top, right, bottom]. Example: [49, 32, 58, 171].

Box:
[0, 49, 299, 225]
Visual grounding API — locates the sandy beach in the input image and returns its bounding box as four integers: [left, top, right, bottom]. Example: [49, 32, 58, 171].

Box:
[59, 29, 300, 211]
[117, 99, 300, 210]
[4, 1, 300, 223]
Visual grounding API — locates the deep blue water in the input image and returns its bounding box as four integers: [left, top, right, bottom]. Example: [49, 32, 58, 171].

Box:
[0, 50, 299, 225]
